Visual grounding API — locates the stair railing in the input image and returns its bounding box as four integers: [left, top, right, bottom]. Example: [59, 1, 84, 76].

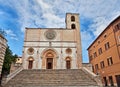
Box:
[1, 66, 23, 85]
[82, 67, 103, 87]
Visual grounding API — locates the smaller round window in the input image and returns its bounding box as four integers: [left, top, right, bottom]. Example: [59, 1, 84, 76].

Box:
[66, 48, 72, 54]
[27, 47, 34, 55]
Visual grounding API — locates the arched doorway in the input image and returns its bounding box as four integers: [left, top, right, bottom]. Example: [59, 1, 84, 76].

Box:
[41, 49, 57, 69]
[46, 58, 53, 69]
[28, 57, 34, 69]
[66, 57, 71, 69]
[46, 52, 54, 69]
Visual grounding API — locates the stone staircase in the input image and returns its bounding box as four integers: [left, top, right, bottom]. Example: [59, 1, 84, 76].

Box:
[4, 69, 99, 87]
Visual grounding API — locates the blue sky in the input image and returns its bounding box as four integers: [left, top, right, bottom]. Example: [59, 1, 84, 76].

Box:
[0, 0, 120, 63]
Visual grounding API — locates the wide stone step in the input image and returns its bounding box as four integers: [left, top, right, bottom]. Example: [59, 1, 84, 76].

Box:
[4, 69, 99, 87]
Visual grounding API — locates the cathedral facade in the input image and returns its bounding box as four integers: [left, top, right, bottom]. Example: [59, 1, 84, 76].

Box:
[22, 13, 82, 69]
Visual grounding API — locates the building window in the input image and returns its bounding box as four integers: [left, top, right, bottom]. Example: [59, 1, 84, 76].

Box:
[71, 24, 76, 29]
[92, 65, 94, 72]
[93, 52, 97, 58]
[71, 16, 75, 21]
[98, 48, 102, 55]
[95, 64, 99, 70]
[118, 36, 120, 42]
[100, 61, 105, 68]
[66, 48, 72, 54]
[107, 57, 113, 66]
[104, 34, 107, 38]
[98, 41, 100, 44]
[27, 47, 34, 55]
[89, 55, 93, 61]
[105, 42, 110, 50]
[114, 23, 120, 32]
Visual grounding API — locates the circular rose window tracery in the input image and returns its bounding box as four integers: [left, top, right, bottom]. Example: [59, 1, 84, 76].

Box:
[45, 30, 56, 40]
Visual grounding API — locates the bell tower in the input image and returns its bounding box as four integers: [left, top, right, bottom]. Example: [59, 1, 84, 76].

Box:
[66, 13, 82, 68]
[66, 13, 80, 30]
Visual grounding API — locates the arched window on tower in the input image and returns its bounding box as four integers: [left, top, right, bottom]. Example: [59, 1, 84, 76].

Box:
[71, 16, 75, 21]
[71, 24, 76, 29]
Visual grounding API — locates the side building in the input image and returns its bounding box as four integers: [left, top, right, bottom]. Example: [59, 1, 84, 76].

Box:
[10, 57, 22, 73]
[0, 34, 7, 77]
[87, 16, 120, 87]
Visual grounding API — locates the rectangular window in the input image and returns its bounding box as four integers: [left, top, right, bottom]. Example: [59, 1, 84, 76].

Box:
[92, 66, 94, 72]
[114, 23, 120, 32]
[93, 52, 97, 58]
[118, 36, 120, 42]
[98, 48, 102, 55]
[89, 55, 93, 61]
[100, 61, 105, 68]
[117, 23, 120, 29]
[105, 42, 110, 50]
[95, 64, 99, 70]
[107, 57, 113, 66]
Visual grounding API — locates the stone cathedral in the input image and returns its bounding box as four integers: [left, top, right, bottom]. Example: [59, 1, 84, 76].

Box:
[22, 13, 82, 69]
[3, 13, 101, 87]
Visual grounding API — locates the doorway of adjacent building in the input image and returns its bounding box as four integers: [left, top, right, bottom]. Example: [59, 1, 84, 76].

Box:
[109, 76, 114, 86]
[116, 75, 120, 87]
[28, 60, 33, 69]
[103, 77, 108, 86]
[46, 58, 53, 69]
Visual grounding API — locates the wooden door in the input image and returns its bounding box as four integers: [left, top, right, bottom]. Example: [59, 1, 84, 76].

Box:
[116, 75, 120, 87]
[28, 61, 33, 69]
[46, 58, 53, 69]
[66, 61, 71, 69]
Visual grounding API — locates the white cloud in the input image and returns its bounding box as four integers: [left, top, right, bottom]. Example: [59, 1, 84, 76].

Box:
[89, 10, 120, 37]
[0, 0, 120, 62]
[2, 0, 65, 32]
[42, 13, 65, 28]
[89, 17, 109, 36]
[81, 31, 93, 42]
[36, 0, 51, 10]
[1, 0, 119, 35]
[35, 0, 65, 28]
[5, 29, 18, 40]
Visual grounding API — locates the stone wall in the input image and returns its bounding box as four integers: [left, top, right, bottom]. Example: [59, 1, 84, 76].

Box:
[0, 34, 7, 76]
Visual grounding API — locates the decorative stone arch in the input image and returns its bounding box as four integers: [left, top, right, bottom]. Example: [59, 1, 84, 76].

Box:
[65, 56, 72, 69]
[71, 16, 75, 21]
[41, 49, 58, 69]
[27, 56, 34, 69]
[71, 24, 76, 29]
